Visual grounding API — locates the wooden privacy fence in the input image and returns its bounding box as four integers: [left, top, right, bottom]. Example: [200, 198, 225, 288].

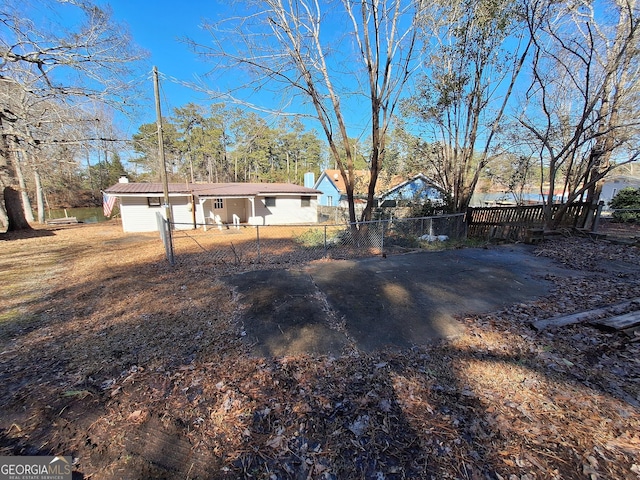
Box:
[466, 202, 597, 242]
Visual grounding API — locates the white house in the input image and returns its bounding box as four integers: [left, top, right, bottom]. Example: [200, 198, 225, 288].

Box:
[600, 174, 640, 210]
[104, 181, 322, 233]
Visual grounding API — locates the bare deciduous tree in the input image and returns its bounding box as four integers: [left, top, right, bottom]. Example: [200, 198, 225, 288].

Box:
[517, 0, 640, 229]
[192, 0, 422, 225]
[0, 0, 146, 231]
[403, 0, 533, 213]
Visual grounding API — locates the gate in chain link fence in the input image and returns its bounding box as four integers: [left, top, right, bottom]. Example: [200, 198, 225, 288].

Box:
[161, 213, 466, 269]
[156, 212, 174, 265]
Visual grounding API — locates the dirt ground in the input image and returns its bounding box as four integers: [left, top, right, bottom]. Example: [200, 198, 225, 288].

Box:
[1, 219, 640, 479]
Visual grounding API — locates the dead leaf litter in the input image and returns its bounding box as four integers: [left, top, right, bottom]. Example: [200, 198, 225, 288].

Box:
[1, 223, 639, 479]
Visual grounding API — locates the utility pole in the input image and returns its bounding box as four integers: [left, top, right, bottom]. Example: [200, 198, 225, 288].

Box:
[153, 66, 172, 225]
[154, 67, 174, 265]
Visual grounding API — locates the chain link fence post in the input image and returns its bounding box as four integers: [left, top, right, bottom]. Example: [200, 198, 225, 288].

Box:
[324, 225, 328, 258]
[256, 225, 261, 263]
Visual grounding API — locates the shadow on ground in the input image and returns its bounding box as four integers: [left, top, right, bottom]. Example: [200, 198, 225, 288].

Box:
[0, 228, 56, 240]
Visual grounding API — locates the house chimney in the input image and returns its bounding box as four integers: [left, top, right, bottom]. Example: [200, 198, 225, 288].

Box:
[304, 172, 315, 188]
[119, 175, 129, 183]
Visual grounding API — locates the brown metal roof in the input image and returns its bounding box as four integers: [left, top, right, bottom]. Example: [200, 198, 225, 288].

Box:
[105, 182, 321, 197]
[105, 183, 190, 194]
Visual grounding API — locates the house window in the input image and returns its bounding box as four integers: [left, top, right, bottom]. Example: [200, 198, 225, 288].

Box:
[301, 196, 311, 207]
[213, 198, 223, 209]
[327, 196, 333, 207]
[147, 197, 161, 207]
[265, 197, 276, 207]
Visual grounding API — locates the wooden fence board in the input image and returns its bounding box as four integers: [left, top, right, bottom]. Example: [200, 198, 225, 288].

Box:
[46, 217, 78, 225]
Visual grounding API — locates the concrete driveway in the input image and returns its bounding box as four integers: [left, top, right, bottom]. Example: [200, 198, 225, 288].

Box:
[223, 244, 580, 356]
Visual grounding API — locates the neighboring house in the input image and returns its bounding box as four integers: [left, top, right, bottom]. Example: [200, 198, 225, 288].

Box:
[601, 174, 640, 210]
[377, 173, 445, 207]
[313, 169, 369, 207]
[104, 180, 321, 233]
[312, 170, 444, 209]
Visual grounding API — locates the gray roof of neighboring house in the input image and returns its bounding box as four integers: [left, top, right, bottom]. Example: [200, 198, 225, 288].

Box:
[603, 174, 640, 184]
[105, 182, 322, 197]
[378, 173, 443, 198]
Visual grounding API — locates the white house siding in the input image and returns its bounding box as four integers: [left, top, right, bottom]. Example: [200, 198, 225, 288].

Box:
[252, 195, 318, 225]
[169, 196, 196, 229]
[601, 176, 640, 210]
[120, 195, 193, 232]
[225, 198, 246, 223]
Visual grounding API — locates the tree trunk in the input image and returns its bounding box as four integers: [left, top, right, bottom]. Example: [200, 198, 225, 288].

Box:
[1, 115, 31, 232]
[14, 149, 34, 222]
[3, 186, 32, 231]
[0, 200, 8, 230]
[34, 167, 45, 224]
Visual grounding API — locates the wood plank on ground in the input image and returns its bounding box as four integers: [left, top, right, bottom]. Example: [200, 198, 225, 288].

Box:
[46, 217, 78, 224]
[591, 311, 640, 331]
[532, 297, 640, 330]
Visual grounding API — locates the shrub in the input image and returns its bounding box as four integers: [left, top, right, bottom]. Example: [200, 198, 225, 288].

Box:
[294, 228, 326, 247]
[610, 187, 640, 223]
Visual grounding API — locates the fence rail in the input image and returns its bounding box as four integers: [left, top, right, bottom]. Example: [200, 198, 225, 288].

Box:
[610, 208, 640, 223]
[161, 213, 466, 269]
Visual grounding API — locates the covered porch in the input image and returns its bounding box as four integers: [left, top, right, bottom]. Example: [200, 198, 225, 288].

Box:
[198, 196, 261, 230]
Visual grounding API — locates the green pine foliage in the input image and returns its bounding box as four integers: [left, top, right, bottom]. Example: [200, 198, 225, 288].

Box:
[610, 187, 640, 223]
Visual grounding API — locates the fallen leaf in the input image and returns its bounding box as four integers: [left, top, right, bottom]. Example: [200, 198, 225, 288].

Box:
[265, 435, 284, 449]
[127, 410, 146, 423]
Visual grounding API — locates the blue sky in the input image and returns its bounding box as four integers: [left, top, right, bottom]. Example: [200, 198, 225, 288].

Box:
[106, 0, 228, 133]
[103, 0, 377, 141]
[5, 0, 425, 148]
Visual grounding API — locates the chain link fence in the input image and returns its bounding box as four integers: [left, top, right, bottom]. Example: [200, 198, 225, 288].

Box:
[164, 213, 466, 270]
[382, 214, 467, 250]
